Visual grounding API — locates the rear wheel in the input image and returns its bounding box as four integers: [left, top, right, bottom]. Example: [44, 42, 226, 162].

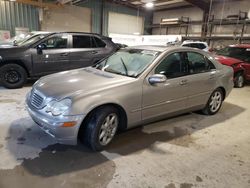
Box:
[0, 64, 27, 89]
[80, 106, 119, 151]
[202, 88, 223, 115]
[234, 73, 244, 88]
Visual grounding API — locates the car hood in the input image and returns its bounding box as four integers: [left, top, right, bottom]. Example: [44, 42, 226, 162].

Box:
[215, 55, 242, 66]
[34, 67, 135, 100]
[0, 46, 27, 55]
[0, 41, 14, 48]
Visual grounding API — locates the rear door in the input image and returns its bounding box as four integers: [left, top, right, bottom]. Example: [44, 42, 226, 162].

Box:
[68, 34, 108, 69]
[184, 51, 217, 108]
[32, 33, 70, 75]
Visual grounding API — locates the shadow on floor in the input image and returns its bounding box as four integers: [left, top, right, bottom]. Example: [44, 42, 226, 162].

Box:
[2, 101, 244, 180]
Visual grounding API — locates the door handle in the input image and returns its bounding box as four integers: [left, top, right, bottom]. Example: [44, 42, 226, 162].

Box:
[60, 53, 69, 57]
[91, 51, 98, 54]
[179, 79, 188, 85]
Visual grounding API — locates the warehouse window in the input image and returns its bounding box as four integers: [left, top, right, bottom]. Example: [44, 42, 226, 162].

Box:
[73, 35, 92, 48]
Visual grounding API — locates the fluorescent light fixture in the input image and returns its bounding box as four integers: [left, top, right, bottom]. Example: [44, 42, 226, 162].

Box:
[145, 2, 154, 8]
[9, 0, 16, 2]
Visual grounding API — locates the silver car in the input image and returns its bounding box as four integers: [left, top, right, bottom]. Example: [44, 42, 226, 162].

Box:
[26, 46, 234, 151]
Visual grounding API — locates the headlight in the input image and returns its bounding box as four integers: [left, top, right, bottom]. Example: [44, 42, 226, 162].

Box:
[45, 98, 72, 116]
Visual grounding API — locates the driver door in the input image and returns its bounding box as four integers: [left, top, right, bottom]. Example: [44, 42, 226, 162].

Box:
[142, 52, 189, 121]
[32, 34, 70, 75]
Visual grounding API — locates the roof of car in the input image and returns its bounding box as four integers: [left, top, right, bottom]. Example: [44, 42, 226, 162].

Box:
[129, 45, 170, 52]
[48, 31, 104, 36]
[182, 40, 208, 44]
[38, 32, 108, 39]
[128, 45, 198, 53]
[229, 44, 250, 48]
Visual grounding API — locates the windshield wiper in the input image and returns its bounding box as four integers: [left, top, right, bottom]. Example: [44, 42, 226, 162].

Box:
[120, 57, 128, 76]
[105, 68, 126, 76]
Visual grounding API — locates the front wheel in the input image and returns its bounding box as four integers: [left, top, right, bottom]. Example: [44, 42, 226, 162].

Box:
[0, 64, 27, 89]
[81, 106, 119, 151]
[202, 88, 223, 115]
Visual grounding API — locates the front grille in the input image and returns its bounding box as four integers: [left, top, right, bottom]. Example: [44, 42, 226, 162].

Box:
[31, 91, 44, 109]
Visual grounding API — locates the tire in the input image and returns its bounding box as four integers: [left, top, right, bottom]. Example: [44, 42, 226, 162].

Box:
[234, 73, 244, 88]
[202, 88, 223, 115]
[0, 64, 27, 89]
[81, 106, 119, 151]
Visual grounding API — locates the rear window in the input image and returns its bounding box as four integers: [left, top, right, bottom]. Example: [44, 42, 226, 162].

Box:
[183, 43, 206, 50]
[216, 47, 248, 61]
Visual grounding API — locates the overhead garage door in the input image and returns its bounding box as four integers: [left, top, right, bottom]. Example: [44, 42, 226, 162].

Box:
[108, 12, 144, 35]
[41, 5, 91, 32]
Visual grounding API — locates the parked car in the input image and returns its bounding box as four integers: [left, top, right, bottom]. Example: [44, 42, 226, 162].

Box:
[215, 44, 250, 88]
[0, 32, 118, 89]
[182, 41, 211, 52]
[26, 46, 234, 151]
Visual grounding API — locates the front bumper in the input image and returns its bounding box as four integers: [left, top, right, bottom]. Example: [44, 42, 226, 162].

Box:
[26, 101, 84, 145]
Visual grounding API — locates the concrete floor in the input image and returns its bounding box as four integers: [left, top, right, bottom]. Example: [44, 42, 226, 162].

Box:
[0, 83, 249, 188]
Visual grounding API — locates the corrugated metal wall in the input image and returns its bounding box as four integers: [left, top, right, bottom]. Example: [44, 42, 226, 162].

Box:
[0, 0, 151, 37]
[0, 1, 39, 36]
[78, 0, 152, 35]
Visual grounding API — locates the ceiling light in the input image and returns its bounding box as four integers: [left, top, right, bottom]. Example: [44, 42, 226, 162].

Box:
[145, 2, 154, 8]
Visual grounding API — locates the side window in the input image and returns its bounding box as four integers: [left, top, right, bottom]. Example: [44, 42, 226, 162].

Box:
[187, 52, 210, 74]
[243, 49, 250, 63]
[155, 52, 188, 78]
[92, 37, 106, 48]
[190, 43, 200, 49]
[42, 35, 68, 49]
[73, 35, 92, 48]
[245, 49, 250, 63]
[182, 44, 191, 47]
[198, 43, 206, 50]
[205, 56, 216, 69]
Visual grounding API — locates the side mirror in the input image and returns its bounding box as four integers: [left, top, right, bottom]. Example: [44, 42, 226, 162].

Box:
[13, 40, 17, 46]
[148, 74, 167, 85]
[37, 43, 46, 54]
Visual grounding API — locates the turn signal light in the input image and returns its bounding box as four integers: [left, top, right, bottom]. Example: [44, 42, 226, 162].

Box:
[61, 121, 77, 127]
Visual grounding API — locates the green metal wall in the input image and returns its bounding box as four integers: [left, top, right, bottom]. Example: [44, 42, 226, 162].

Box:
[78, 0, 152, 35]
[0, 1, 39, 36]
[0, 0, 151, 37]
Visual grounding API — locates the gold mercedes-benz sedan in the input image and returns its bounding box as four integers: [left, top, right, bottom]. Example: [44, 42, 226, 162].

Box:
[26, 46, 234, 151]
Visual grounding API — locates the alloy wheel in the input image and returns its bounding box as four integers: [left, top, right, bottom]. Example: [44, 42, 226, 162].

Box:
[4, 70, 20, 84]
[237, 75, 244, 88]
[209, 91, 222, 113]
[99, 113, 118, 146]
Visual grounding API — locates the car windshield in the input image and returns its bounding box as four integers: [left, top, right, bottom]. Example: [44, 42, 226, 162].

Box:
[94, 49, 159, 78]
[216, 47, 247, 61]
[18, 34, 47, 46]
